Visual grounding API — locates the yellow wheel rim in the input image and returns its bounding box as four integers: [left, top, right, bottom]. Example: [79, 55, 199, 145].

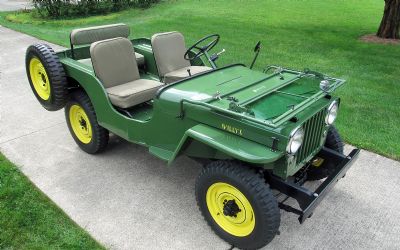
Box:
[69, 104, 92, 144]
[206, 182, 255, 237]
[29, 57, 51, 100]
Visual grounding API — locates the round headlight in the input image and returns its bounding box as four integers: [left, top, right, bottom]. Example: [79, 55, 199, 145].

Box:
[287, 127, 304, 155]
[326, 101, 339, 125]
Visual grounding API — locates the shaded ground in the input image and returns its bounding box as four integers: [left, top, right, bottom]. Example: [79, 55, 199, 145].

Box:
[1, 25, 400, 250]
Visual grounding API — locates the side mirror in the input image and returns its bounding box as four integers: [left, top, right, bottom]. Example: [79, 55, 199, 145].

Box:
[254, 41, 261, 52]
[250, 41, 262, 69]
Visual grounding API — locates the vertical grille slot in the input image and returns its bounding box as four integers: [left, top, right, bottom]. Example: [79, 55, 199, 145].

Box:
[296, 110, 326, 164]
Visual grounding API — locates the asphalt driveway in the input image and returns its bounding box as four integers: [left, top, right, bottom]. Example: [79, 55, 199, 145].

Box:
[1, 25, 400, 250]
[0, 0, 31, 11]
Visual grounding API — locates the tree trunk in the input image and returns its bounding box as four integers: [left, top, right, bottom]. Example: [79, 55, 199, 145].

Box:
[377, 0, 400, 39]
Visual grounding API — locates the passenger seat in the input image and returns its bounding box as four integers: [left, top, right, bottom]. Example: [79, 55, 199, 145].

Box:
[90, 37, 163, 109]
[70, 23, 145, 67]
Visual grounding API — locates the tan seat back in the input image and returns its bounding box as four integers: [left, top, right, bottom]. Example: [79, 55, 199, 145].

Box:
[70, 23, 130, 46]
[151, 32, 190, 77]
[90, 37, 140, 88]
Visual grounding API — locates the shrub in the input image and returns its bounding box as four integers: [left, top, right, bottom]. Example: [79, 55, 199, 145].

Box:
[32, 0, 160, 19]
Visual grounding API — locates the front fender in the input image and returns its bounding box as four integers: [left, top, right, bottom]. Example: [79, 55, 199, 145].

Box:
[169, 124, 283, 165]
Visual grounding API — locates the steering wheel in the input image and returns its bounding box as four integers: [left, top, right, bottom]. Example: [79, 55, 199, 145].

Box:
[184, 34, 220, 61]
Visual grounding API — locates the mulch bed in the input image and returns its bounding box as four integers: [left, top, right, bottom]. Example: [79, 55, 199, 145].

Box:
[360, 34, 399, 45]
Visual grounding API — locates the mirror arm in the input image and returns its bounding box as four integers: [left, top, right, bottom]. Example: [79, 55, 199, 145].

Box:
[250, 41, 262, 69]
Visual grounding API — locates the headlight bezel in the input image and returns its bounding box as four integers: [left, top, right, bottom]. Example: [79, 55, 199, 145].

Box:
[325, 101, 339, 125]
[286, 126, 304, 155]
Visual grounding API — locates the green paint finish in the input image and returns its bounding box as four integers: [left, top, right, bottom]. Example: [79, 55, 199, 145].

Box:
[128, 104, 154, 121]
[52, 37, 345, 179]
[170, 124, 283, 165]
[249, 78, 321, 120]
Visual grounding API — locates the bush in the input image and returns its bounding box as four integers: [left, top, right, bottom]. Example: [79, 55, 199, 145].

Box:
[32, 0, 160, 18]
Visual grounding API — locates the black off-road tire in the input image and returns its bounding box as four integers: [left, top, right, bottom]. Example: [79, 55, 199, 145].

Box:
[307, 126, 344, 181]
[195, 161, 280, 250]
[26, 43, 68, 111]
[65, 90, 109, 154]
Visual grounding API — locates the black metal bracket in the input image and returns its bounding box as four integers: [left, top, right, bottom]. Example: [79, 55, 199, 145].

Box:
[267, 147, 360, 223]
[69, 34, 75, 60]
[304, 68, 325, 79]
[271, 137, 279, 152]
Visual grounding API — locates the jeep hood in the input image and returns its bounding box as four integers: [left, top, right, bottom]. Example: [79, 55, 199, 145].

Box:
[158, 65, 344, 127]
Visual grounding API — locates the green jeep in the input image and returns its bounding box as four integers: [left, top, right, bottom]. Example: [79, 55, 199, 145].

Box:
[25, 23, 359, 249]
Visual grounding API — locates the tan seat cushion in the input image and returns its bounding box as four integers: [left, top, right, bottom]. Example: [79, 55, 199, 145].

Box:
[72, 24, 146, 67]
[70, 23, 130, 46]
[164, 66, 212, 84]
[90, 37, 163, 109]
[90, 37, 140, 88]
[107, 79, 163, 108]
[78, 58, 92, 66]
[78, 52, 145, 67]
[151, 32, 191, 77]
[134, 53, 145, 66]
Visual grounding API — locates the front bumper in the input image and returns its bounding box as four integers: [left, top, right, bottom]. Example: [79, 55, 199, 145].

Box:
[267, 147, 360, 223]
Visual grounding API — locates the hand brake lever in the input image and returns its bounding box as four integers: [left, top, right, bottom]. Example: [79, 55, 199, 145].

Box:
[210, 49, 226, 62]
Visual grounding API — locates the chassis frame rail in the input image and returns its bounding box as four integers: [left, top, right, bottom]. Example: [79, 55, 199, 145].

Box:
[267, 147, 360, 223]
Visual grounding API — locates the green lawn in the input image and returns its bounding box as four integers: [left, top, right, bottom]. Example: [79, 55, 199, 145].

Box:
[0, 0, 399, 160]
[0, 153, 104, 249]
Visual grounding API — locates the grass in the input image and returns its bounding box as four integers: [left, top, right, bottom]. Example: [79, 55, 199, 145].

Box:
[0, 0, 399, 160]
[0, 153, 104, 249]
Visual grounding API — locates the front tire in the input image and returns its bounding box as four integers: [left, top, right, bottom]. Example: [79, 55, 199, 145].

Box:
[195, 161, 280, 250]
[65, 90, 109, 154]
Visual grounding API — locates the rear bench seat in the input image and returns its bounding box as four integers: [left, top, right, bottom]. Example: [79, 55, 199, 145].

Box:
[70, 23, 145, 67]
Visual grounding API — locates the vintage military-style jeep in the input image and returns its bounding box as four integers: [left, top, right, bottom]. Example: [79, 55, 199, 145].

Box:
[25, 23, 359, 249]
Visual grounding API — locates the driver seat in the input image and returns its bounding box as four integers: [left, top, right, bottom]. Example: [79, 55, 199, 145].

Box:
[151, 32, 211, 84]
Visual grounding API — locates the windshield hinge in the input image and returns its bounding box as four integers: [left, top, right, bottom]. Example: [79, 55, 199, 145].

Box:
[228, 102, 254, 116]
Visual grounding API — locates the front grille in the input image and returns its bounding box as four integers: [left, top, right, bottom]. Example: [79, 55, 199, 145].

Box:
[296, 110, 326, 164]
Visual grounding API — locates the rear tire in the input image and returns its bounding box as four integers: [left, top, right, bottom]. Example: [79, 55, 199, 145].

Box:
[26, 43, 68, 111]
[65, 90, 109, 154]
[195, 161, 280, 250]
[307, 126, 344, 181]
